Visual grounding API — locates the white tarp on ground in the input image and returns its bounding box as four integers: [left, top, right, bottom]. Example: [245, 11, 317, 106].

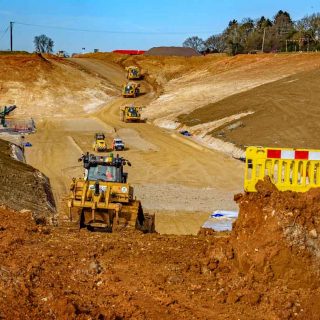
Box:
[202, 210, 239, 232]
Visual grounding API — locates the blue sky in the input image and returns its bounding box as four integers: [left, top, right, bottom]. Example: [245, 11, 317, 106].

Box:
[0, 0, 319, 53]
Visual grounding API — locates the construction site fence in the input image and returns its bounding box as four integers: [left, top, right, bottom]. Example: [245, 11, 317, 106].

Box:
[245, 146, 320, 192]
[0, 119, 36, 134]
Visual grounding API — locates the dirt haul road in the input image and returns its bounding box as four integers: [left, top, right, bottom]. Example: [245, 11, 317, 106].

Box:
[25, 58, 243, 234]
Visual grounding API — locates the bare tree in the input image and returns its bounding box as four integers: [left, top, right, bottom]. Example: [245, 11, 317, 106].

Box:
[296, 13, 320, 41]
[205, 34, 227, 52]
[183, 36, 205, 52]
[34, 34, 54, 53]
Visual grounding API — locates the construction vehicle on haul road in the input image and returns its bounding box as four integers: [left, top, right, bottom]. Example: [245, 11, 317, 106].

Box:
[120, 105, 143, 123]
[68, 152, 155, 233]
[93, 133, 107, 152]
[126, 66, 141, 80]
[122, 82, 140, 98]
[112, 138, 125, 151]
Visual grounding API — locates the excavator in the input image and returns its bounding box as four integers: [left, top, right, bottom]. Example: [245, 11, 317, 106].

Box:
[0, 105, 16, 127]
[122, 82, 140, 98]
[0, 105, 35, 133]
[120, 105, 143, 123]
[68, 152, 155, 233]
[125, 66, 141, 80]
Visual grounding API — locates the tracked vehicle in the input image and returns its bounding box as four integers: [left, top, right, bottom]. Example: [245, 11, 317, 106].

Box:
[68, 152, 155, 233]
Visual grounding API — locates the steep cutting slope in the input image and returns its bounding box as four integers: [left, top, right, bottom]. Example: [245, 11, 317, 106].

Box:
[0, 138, 55, 222]
[0, 54, 116, 117]
[179, 67, 320, 149]
[146, 53, 320, 125]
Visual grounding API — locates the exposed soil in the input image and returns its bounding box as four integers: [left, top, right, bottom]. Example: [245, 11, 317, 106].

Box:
[1, 179, 320, 319]
[0, 54, 115, 117]
[221, 178, 320, 319]
[144, 46, 201, 57]
[179, 67, 320, 149]
[0, 138, 55, 223]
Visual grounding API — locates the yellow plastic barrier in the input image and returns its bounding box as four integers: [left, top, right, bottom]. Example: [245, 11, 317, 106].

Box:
[245, 146, 320, 192]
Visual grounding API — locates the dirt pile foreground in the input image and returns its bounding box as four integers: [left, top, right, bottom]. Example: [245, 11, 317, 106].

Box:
[203, 178, 320, 319]
[1, 178, 320, 319]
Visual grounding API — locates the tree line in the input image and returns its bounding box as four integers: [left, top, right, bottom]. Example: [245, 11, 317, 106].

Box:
[183, 10, 320, 55]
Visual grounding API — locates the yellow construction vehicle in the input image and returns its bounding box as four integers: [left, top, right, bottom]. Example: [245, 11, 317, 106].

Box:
[120, 105, 143, 123]
[126, 66, 141, 80]
[122, 82, 140, 98]
[68, 152, 155, 232]
[93, 133, 107, 152]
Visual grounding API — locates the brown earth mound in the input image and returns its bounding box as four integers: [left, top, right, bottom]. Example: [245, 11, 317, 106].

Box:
[144, 46, 201, 57]
[0, 138, 55, 223]
[203, 177, 320, 319]
[1, 177, 319, 319]
[0, 54, 114, 117]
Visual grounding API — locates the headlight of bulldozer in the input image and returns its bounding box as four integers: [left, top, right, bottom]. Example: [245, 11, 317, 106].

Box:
[121, 186, 128, 193]
[89, 185, 107, 192]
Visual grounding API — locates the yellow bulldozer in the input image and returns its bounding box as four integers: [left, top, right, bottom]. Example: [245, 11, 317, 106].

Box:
[93, 133, 107, 152]
[122, 82, 140, 98]
[68, 152, 155, 233]
[120, 105, 143, 123]
[125, 66, 141, 80]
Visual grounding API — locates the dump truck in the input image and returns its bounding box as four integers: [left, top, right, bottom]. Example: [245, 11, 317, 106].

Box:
[68, 152, 155, 233]
[126, 66, 141, 80]
[93, 133, 107, 152]
[122, 82, 140, 98]
[112, 138, 125, 151]
[120, 105, 143, 123]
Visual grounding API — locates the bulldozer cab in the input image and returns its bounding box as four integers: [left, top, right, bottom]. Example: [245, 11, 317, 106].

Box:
[131, 68, 138, 77]
[124, 84, 133, 94]
[128, 106, 139, 117]
[122, 82, 140, 97]
[126, 66, 140, 79]
[93, 133, 107, 152]
[87, 164, 117, 182]
[82, 153, 129, 183]
[95, 133, 105, 140]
